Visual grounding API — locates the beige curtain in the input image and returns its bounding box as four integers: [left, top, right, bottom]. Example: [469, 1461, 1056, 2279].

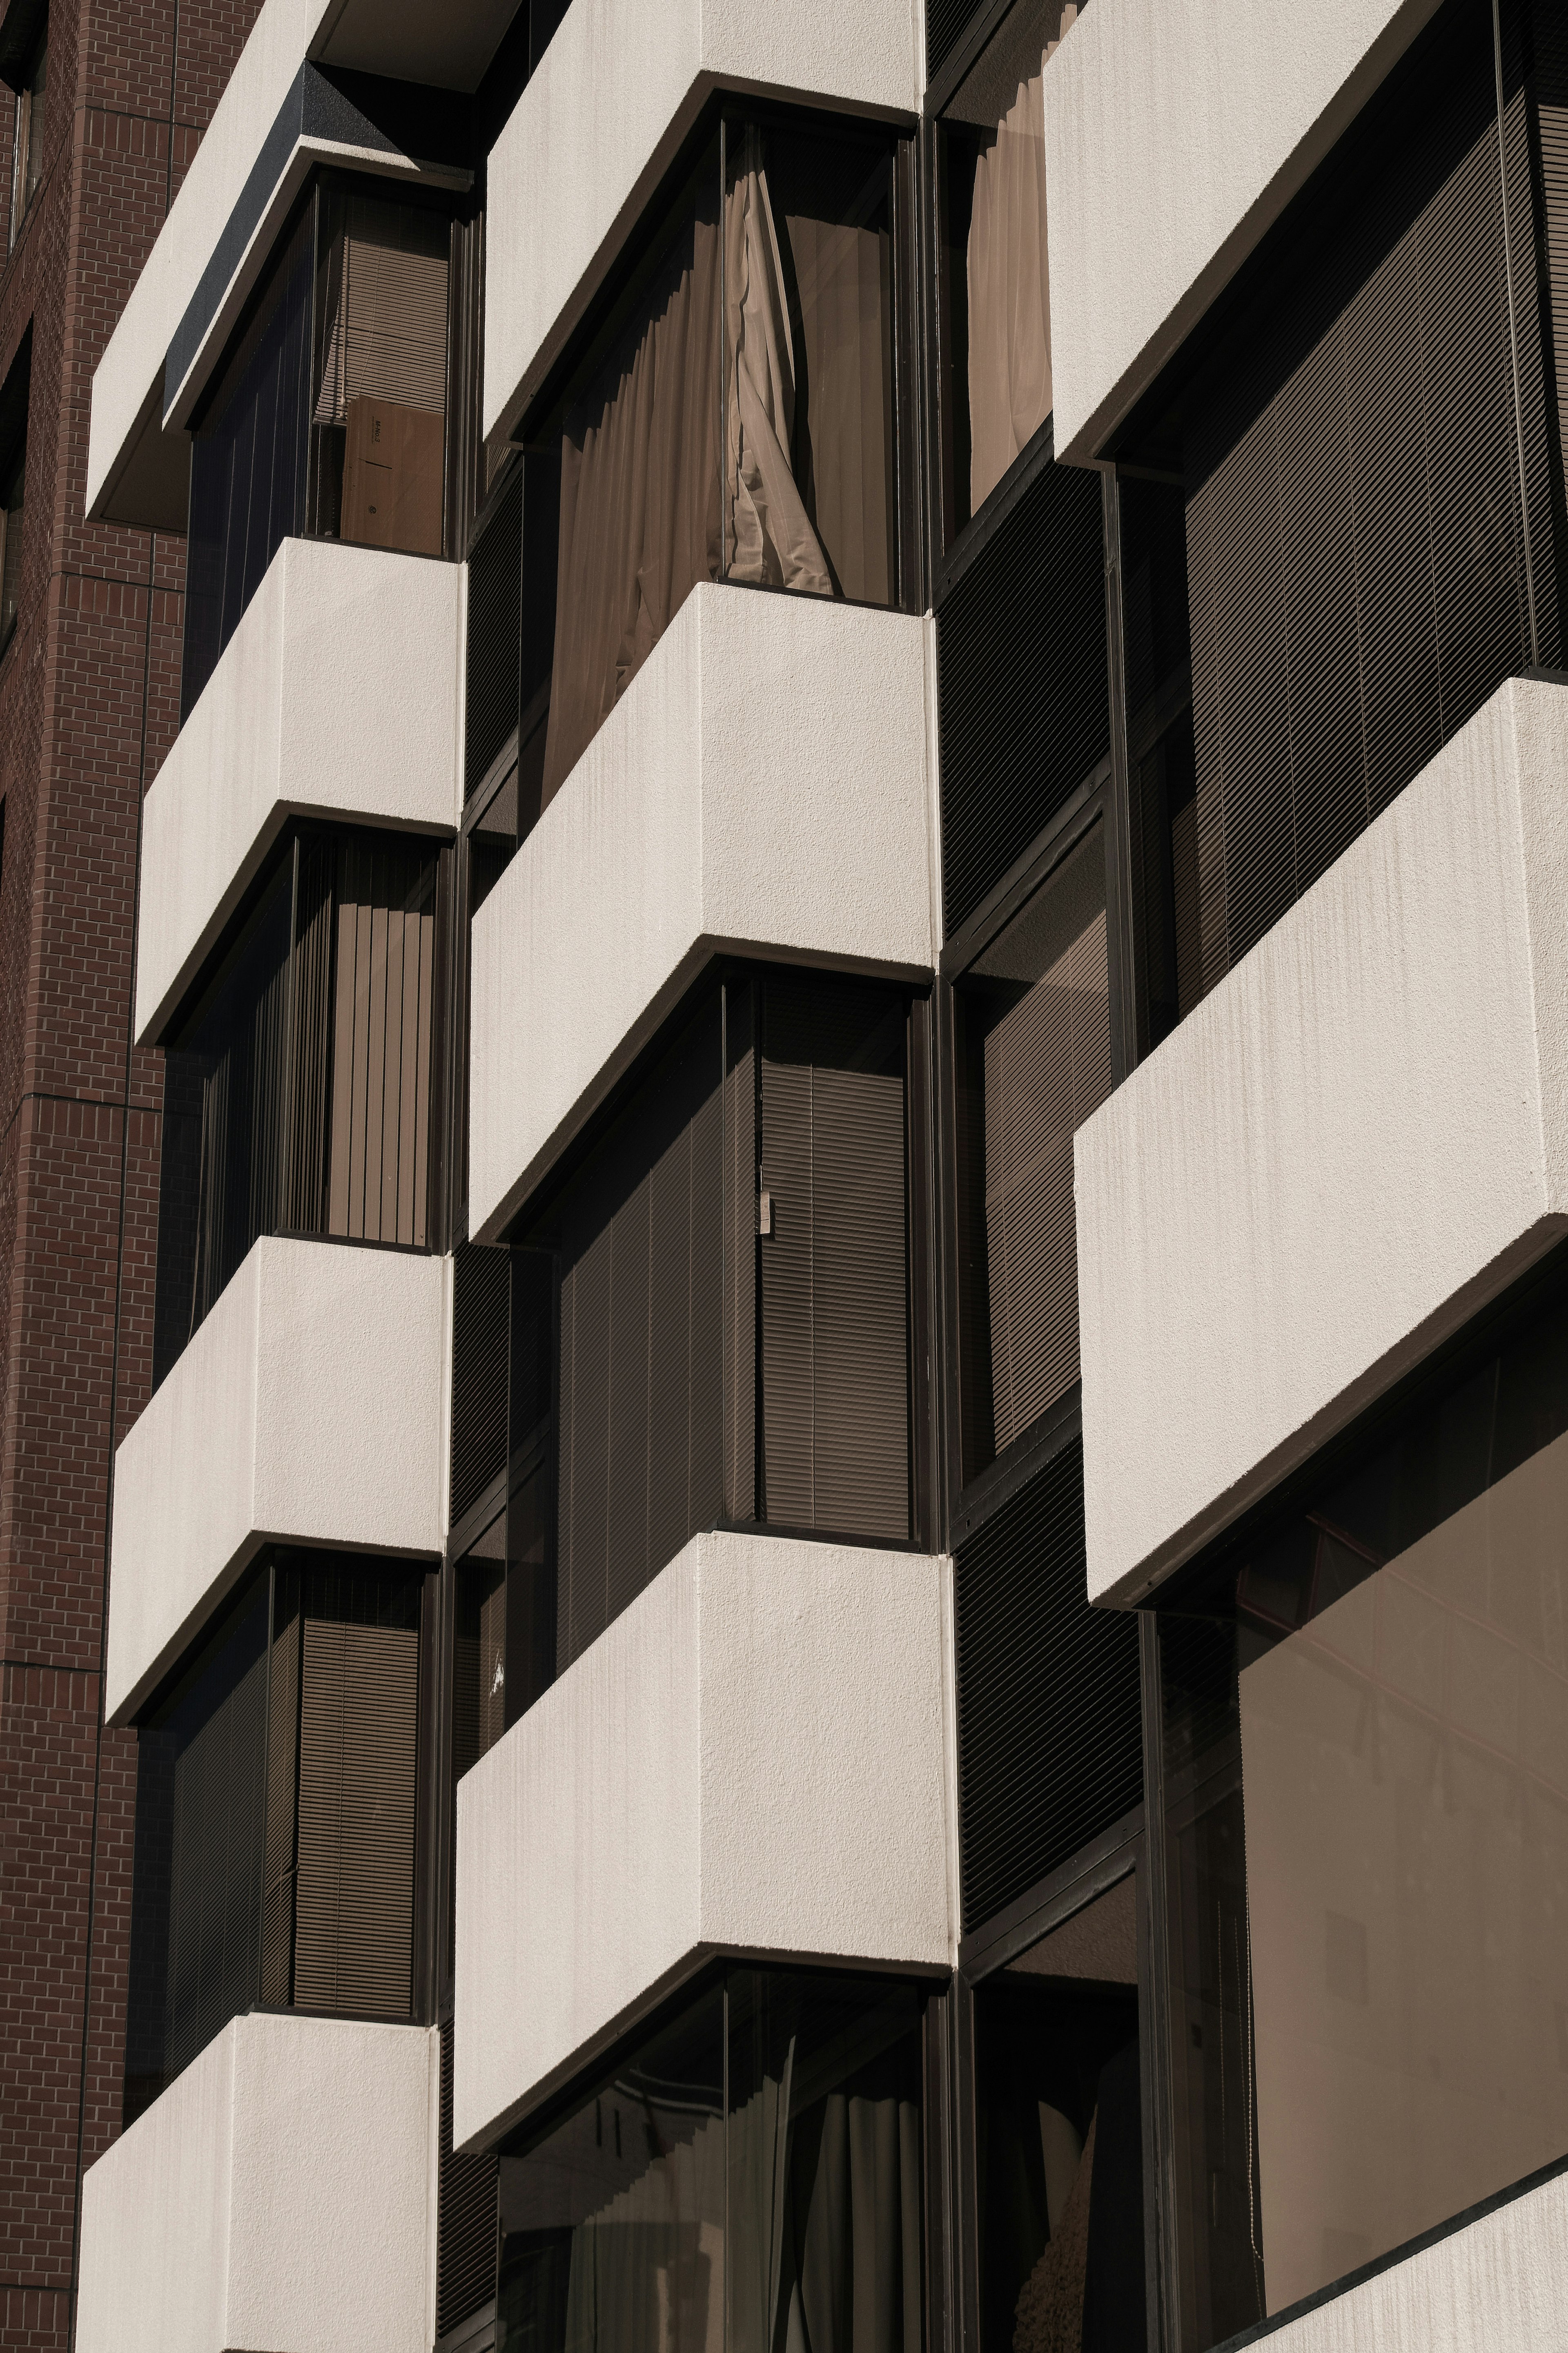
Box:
[724, 149, 833, 597]
[967, 5, 1075, 511]
[781, 209, 893, 606]
[540, 194, 724, 808]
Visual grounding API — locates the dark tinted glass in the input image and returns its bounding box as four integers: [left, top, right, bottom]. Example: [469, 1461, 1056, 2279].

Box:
[183, 203, 314, 718]
[495, 1968, 924, 2353]
[1160, 1281, 1568, 2347]
[955, 821, 1108, 1480]
[973, 1878, 1143, 2353]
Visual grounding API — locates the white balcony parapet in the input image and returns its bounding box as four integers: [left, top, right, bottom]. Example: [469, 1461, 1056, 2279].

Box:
[135, 537, 461, 1046]
[1074, 676, 1568, 1607]
[107, 1236, 447, 1725]
[468, 582, 938, 1241]
[77, 2011, 437, 2353]
[1044, 0, 1442, 464]
[1229, 2161, 1568, 2353]
[85, 0, 504, 529]
[483, 0, 920, 446]
[454, 1528, 955, 2152]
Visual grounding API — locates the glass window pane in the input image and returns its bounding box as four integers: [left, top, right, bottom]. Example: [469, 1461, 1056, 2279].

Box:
[955, 821, 1110, 1480]
[497, 1986, 727, 2353]
[1163, 1288, 1568, 2346]
[973, 1880, 1143, 2353]
[183, 203, 314, 718]
[312, 190, 451, 556]
[726, 1970, 923, 2353]
[942, 0, 1077, 536]
[0, 434, 23, 647]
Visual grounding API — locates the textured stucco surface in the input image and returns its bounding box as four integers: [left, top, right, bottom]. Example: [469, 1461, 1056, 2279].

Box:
[1044, 0, 1441, 462]
[1075, 677, 1568, 1606]
[468, 583, 935, 1240]
[136, 536, 461, 1044]
[1252, 2167, 1568, 2353]
[76, 2011, 436, 2353]
[454, 1530, 955, 2152]
[483, 0, 920, 442]
[107, 1237, 447, 1722]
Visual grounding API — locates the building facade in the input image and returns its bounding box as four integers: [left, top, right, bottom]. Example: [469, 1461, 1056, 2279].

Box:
[31, 0, 1568, 2348]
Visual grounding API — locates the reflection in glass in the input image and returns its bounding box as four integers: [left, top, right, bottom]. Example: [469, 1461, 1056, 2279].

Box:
[0, 415, 23, 648]
[973, 1880, 1143, 2353]
[1161, 1291, 1568, 2346]
[942, 0, 1078, 532]
[497, 1970, 922, 2353]
[954, 822, 1110, 1481]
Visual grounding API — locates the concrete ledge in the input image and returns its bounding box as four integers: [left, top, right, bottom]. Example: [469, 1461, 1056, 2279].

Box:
[107, 1238, 448, 1725]
[453, 1529, 955, 2151]
[468, 583, 936, 1240]
[1250, 2162, 1568, 2353]
[483, 0, 920, 444]
[85, 0, 489, 530]
[1074, 676, 1568, 1606]
[136, 537, 461, 1046]
[77, 2011, 437, 2353]
[1044, 0, 1441, 464]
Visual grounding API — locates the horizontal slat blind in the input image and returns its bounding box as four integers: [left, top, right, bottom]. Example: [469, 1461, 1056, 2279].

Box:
[760, 977, 910, 1540]
[450, 1243, 512, 1528]
[955, 1441, 1142, 1935]
[328, 836, 436, 1246]
[723, 983, 758, 1521]
[1185, 16, 1554, 999]
[936, 459, 1108, 936]
[293, 1610, 419, 2017]
[437, 2014, 499, 2335]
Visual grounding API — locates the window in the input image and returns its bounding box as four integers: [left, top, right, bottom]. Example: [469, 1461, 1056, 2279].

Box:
[124, 1552, 426, 2124]
[1155, 1266, 1568, 2348]
[950, 810, 1110, 1487]
[495, 1967, 925, 2353]
[517, 107, 908, 819]
[937, 0, 1076, 548]
[7, 21, 44, 250]
[484, 972, 920, 1704]
[182, 177, 457, 720]
[152, 827, 442, 1387]
[971, 1874, 1146, 2353]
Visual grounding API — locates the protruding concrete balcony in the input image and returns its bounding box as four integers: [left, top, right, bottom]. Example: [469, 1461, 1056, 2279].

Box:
[76, 2010, 436, 2353]
[135, 535, 460, 1047]
[454, 1528, 954, 2150]
[467, 580, 937, 1240]
[107, 1235, 446, 1724]
[1074, 676, 1568, 1606]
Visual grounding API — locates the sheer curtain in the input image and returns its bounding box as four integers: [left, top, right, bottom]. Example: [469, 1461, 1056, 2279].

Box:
[966, 3, 1077, 511]
[724, 141, 833, 597]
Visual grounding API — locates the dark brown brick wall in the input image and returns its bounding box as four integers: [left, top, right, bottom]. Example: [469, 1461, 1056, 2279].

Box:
[0, 0, 263, 2343]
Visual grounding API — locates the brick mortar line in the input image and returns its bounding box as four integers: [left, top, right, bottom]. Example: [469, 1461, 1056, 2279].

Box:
[2, 1656, 104, 1675]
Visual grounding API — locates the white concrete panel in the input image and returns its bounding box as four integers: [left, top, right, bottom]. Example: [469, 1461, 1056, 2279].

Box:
[1253, 2166, 1568, 2353]
[454, 1530, 953, 2150]
[136, 537, 461, 1045]
[1044, 0, 1441, 463]
[483, 0, 920, 442]
[77, 2011, 436, 2353]
[468, 584, 935, 1240]
[87, 0, 327, 519]
[107, 1237, 446, 1724]
[1075, 677, 1568, 1606]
